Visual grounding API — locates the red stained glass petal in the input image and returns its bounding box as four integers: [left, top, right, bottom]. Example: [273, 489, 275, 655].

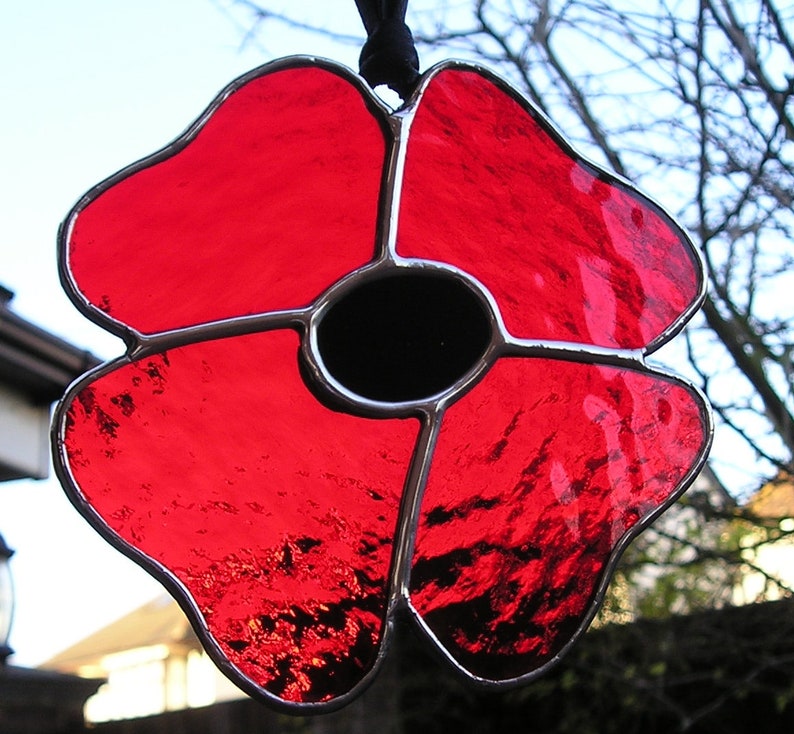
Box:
[61, 330, 419, 703]
[410, 358, 708, 681]
[398, 68, 700, 350]
[65, 63, 387, 335]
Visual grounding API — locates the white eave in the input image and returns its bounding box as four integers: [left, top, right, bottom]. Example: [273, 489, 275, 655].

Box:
[0, 285, 100, 481]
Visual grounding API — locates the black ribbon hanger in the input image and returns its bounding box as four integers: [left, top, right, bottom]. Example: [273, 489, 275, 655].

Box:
[354, 0, 420, 98]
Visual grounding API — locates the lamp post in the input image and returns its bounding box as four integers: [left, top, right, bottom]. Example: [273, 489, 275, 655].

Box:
[0, 532, 14, 664]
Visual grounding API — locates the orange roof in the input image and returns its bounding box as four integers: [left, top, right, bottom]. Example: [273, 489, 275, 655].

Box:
[748, 472, 794, 519]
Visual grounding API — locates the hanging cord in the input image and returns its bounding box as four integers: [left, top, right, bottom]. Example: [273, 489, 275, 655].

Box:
[354, 0, 420, 98]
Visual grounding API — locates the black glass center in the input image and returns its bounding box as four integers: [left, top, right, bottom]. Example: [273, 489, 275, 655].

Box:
[316, 273, 492, 402]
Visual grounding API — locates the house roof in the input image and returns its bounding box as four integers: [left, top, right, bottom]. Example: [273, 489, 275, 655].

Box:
[0, 285, 100, 404]
[748, 472, 794, 519]
[42, 595, 201, 672]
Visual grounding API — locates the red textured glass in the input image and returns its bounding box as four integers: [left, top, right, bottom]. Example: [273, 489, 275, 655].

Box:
[398, 69, 699, 350]
[410, 358, 707, 680]
[54, 58, 711, 712]
[65, 64, 387, 335]
[64, 329, 419, 701]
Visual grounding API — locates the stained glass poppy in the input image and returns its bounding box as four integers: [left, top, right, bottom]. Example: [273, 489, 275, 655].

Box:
[53, 57, 711, 712]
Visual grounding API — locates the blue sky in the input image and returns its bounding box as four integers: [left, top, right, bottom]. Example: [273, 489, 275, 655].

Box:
[1, 0, 364, 667]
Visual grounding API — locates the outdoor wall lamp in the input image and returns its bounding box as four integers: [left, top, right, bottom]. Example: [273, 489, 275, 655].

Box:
[0, 533, 15, 664]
